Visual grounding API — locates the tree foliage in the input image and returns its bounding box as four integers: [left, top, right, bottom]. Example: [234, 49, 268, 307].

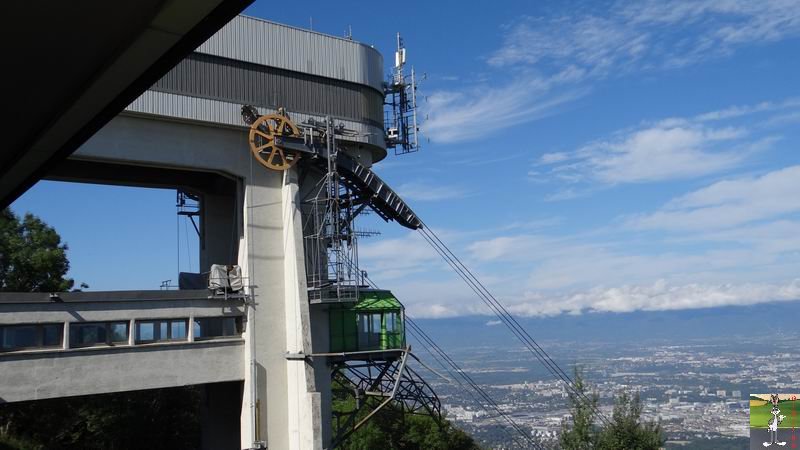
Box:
[333, 375, 480, 450]
[596, 391, 664, 450]
[560, 368, 664, 450]
[0, 387, 202, 450]
[560, 368, 600, 450]
[337, 407, 479, 450]
[0, 208, 74, 292]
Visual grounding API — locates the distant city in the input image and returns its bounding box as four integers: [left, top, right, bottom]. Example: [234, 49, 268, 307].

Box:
[409, 332, 796, 448]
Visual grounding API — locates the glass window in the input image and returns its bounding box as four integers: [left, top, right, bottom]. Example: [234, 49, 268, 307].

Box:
[42, 324, 63, 347]
[159, 322, 168, 339]
[356, 313, 383, 350]
[357, 314, 370, 350]
[193, 317, 241, 340]
[385, 312, 397, 333]
[222, 318, 236, 336]
[110, 322, 128, 343]
[137, 322, 155, 341]
[136, 319, 188, 343]
[69, 323, 108, 347]
[171, 320, 187, 340]
[0, 324, 63, 351]
[370, 314, 382, 348]
[1, 325, 37, 350]
[371, 314, 381, 334]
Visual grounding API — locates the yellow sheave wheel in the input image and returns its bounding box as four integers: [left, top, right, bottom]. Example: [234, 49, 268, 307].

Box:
[248, 114, 301, 171]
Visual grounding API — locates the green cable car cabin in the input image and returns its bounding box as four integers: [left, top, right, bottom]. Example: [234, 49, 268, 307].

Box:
[329, 290, 405, 353]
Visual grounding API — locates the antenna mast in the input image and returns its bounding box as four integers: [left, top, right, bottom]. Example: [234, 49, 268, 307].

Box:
[384, 33, 421, 155]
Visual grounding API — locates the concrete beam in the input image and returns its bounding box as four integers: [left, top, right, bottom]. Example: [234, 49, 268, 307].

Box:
[0, 340, 244, 403]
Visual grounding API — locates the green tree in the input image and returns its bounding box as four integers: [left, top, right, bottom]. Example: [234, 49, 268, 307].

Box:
[560, 368, 664, 450]
[560, 368, 601, 450]
[596, 391, 664, 450]
[332, 374, 480, 450]
[0, 208, 74, 292]
[0, 387, 202, 450]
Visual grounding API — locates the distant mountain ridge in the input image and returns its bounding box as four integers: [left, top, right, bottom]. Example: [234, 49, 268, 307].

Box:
[410, 299, 800, 347]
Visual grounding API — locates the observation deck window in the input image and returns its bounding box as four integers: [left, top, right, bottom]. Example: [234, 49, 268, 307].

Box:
[193, 316, 241, 340]
[136, 319, 189, 343]
[69, 322, 128, 348]
[0, 323, 63, 352]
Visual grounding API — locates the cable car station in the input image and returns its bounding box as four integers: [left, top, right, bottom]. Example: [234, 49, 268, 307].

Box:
[0, 15, 433, 450]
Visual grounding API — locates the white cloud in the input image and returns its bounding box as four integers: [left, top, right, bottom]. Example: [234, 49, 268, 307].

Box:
[509, 279, 800, 316]
[361, 165, 800, 319]
[359, 232, 438, 280]
[362, 213, 800, 318]
[488, 14, 647, 73]
[538, 122, 753, 186]
[628, 165, 800, 231]
[466, 233, 762, 290]
[485, 319, 503, 326]
[400, 278, 800, 318]
[539, 152, 570, 164]
[698, 220, 800, 255]
[762, 111, 800, 128]
[534, 98, 792, 193]
[423, 79, 585, 143]
[423, 2, 800, 144]
[490, 1, 800, 73]
[590, 126, 747, 183]
[694, 98, 800, 122]
[543, 189, 587, 202]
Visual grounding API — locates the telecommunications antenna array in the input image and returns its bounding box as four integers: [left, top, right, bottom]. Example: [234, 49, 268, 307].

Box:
[384, 33, 422, 155]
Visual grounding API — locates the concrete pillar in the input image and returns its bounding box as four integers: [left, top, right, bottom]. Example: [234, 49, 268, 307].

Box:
[238, 166, 322, 450]
[128, 319, 135, 346]
[188, 314, 195, 342]
[310, 306, 332, 446]
[62, 321, 70, 350]
[201, 381, 244, 450]
[281, 168, 322, 450]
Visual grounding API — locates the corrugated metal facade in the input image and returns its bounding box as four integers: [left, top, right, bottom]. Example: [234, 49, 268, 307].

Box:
[125, 90, 386, 150]
[152, 53, 383, 127]
[195, 15, 385, 92]
[124, 14, 388, 157]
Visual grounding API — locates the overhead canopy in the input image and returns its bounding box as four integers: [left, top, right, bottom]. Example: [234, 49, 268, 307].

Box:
[355, 290, 404, 311]
[0, 0, 253, 208]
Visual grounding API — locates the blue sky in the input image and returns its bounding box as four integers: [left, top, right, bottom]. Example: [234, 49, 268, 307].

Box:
[11, 0, 800, 318]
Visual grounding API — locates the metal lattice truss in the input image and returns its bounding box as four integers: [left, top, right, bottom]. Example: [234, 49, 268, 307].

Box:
[330, 347, 442, 447]
[301, 118, 362, 304]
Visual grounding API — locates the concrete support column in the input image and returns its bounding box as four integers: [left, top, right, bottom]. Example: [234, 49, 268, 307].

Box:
[238, 168, 275, 450]
[238, 166, 321, 450]
[310, 306, 332, 446]
[128, 319, 135, 346]
[62, 321, 70, 350]
[281, 168, 322, 450]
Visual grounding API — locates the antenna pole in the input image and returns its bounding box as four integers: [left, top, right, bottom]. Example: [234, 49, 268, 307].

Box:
[384, 33, 421, 155]
[411, 66, 418, 150]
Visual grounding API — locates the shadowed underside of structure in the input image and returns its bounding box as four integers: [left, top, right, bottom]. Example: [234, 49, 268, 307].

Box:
[0, 0, 254, 208]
